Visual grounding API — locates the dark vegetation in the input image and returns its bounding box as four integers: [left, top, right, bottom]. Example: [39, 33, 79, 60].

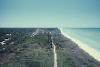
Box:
[0, 28, 100, 67]
[0, 28, 54, 67]
[53, 33, 100, 67]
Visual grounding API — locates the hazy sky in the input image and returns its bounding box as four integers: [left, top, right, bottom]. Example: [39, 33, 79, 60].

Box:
[0, 0, 100, 28]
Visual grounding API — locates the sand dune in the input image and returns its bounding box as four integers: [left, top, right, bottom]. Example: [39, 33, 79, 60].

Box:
[60, 28, 100, 62]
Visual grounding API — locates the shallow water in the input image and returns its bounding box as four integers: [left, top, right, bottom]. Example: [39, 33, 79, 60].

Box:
[62, 28, 100, 52]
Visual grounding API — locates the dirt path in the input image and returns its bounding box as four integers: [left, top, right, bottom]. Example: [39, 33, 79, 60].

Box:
[53, 42, 57, 67]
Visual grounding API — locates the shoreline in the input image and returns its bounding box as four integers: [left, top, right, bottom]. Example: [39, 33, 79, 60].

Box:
[60, 28, 100, 62]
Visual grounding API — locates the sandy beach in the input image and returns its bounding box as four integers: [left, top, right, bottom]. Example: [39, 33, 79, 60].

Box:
[60, 28, 100, 62]
[0, 28, 100, 67]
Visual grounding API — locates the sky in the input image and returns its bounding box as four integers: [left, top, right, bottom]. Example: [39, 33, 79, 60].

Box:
[0, 0, 100, 28]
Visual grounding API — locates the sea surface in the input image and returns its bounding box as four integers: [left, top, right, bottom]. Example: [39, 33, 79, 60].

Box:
[62, 28, 100, 52]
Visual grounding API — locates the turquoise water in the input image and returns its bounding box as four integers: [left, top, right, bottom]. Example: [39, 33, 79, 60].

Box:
[62, 28, 100, 52]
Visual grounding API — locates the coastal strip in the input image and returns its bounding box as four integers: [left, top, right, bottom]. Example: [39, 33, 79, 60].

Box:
[60, 28, 100, 62]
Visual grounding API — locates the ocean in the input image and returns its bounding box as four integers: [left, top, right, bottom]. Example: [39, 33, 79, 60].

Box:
[62, 28, 100, 52]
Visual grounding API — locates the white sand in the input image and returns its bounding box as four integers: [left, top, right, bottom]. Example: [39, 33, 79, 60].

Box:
[60, 28, 100, 62]
[51, 36, 57, 67]
[53, 43, 57, 67]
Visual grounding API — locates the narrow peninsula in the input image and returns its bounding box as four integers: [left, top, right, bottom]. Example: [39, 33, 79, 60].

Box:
[0, 28, 100, 67]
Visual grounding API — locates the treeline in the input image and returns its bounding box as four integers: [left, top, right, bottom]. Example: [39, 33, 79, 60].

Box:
[0, 28, 36, 54]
